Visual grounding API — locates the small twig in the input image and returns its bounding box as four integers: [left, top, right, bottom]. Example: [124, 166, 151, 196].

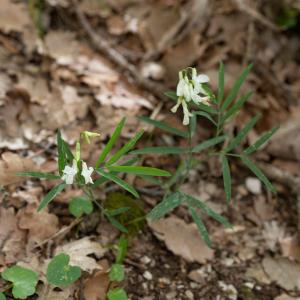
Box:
[232, 0, 282, 32]
[73, 0, 167, 103]
[30, 217, 83, 250]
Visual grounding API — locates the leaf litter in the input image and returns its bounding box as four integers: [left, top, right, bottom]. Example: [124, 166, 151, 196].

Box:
[0, 0, 300, 298]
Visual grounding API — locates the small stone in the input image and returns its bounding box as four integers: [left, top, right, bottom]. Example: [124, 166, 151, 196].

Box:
[166, 291, 177, 300]
[245, 177, 262, 195]
[158, 277, 171, 285]
[185, 290, 194, 299]
[244, 282, 255, 289]
[141, 256, 151, 264]
[143, 271, 153, 281]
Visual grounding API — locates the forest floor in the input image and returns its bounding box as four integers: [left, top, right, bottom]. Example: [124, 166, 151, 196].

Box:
[1, 0, 300, 299]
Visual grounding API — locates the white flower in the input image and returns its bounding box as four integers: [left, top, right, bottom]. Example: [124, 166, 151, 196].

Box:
[172, 68, 211, 125]
[81, 162, 94, 184]
[61, 160, 77, 185]
[171, 97, 192, 125]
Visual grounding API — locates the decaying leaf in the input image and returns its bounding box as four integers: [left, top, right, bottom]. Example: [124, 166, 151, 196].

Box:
[54, 237, 106, 273]
[83, 260, 110, 300]
[18, 204, 59, 244]
[0, 152, 36, 186]
[149, 216, 214, 263]
[0, 207, 26, 266]
[262, 257, 300, 290]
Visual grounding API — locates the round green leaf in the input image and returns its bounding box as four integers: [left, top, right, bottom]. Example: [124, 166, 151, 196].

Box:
[0, 292, 6, 300]
[107, 288, 128, 300]
[1, 266, 38, 299]
[69, 197, 93, 218]
[46, 253, 81, 287]
[109, 264, 125, 282]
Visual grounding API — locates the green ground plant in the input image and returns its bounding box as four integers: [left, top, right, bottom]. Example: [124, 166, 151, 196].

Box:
[0, 63, 277, 299]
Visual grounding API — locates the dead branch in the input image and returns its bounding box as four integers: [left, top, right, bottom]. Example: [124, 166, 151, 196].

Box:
[73, 1, 167, 103]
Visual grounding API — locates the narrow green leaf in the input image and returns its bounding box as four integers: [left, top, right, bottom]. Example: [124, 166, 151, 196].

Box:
[62, 140, 74, 162]
[138, 116, 188, 138]
[93, 158, 139, 187]
[108, 166, 171, 177]
[96, 117, 126, 167]
[57, 130, 66, 175]
[241, 156, 276, 193]
[217, 61, 225, 104]
[244, 126, 279, 154]
[16, 172, 60, 180]
[138, 175, 162, 185]
[221, 155, 231, 203]
[221, 91, 253, 123]
[188, 206, 211, 247]
[148, 192, 182, 220]
[131, 146, 189, 155]
[192, 135, 227, 153]
[197, 103, 218, 115]
[105, 207, 130, 217]
[193, 111, 217, 126]
[225, 114, 260, 152]
[107, 215, 128, 233]
[116, 236, 128, 264]
[96, 169, 139, 198]
[106, 130, 144, 165]
[38, 183, 65, 211]
[109, 264, 125, 282]
[221, 64, 253, 111]
[183, 193, 231, 228]
[164, 91, 178, 101]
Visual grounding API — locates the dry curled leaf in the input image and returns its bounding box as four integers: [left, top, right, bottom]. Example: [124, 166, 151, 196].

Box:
[0, 152, 36, 186]
[55, 237, 106, 273]
[149, 216, 214, 263]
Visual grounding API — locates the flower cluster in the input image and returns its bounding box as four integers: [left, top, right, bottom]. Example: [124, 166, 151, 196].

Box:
[62, 160, 94, 185]
[171, 68, 210, 125]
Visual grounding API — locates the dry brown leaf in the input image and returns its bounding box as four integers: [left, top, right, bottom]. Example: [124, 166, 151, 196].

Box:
[262, 257, 300, 290]
[245, 264, 271, 285]
[83, 260, 110, 300]
[280, 235, 300, 261]
[149, 216, 214, 263]
[0, 152, 36, 186]
[0, 0, 31, 33]
[0, 207, 26, 267]
[55, 237, 106, 273]
[18, 204, 59, 244]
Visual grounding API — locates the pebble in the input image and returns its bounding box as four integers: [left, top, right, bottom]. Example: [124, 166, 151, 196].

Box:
[166, 291, 177, 299]
[141, 256, 151, 265]
[143, 271, 153, 281]
[245, 177, 262, 194]
[185, 290, 194, 299]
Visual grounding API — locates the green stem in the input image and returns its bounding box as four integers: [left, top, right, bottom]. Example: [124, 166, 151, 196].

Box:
[176, 125, 193, 189]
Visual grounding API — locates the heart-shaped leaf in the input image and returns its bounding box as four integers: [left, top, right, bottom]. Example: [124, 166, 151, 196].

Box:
[69, 197, 93, 218]
[1, 266, 38, 299]
[109, 264, 125, 282]
[46, 253, 81, 287]
[0, 292, 6, 300]
[107, 288, 128, 300]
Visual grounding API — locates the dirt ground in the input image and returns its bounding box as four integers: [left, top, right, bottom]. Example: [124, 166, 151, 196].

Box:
[1, 0, 300, 299]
